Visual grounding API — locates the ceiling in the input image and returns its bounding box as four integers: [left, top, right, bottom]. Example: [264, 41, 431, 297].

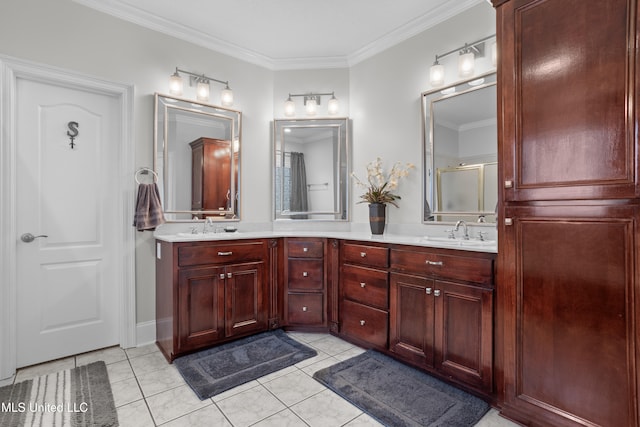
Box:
[73, 0, 486, 70]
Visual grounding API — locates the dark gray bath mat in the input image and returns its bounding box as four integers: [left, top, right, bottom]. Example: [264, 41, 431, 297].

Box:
[174, 329, 317, 399]
[313, 350, 489, 427]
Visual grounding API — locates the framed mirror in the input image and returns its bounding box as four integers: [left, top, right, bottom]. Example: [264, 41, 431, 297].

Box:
[273, 118, 349, 221]
[154, 93, 241, 222]
[422, 72, 497, 223]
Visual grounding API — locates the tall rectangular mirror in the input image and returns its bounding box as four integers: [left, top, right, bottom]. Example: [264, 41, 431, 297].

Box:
[273, 118, 349, 221]
[154, 93, 241, 222]
[422, 72, 497, 223]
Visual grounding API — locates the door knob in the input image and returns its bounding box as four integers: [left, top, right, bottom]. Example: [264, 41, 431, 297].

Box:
[21, 233, 48, 243]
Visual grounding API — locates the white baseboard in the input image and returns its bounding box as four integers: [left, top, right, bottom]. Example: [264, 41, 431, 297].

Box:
[135, 320, 156, 347]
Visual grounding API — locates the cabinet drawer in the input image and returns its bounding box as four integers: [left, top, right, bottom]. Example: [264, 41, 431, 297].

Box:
[287, 293, 324, 325]
[390, 248, 493, 286]
[288, 259, 324, 290]
[340, 300, 388, 348]
[178, 241, 264, 267]
[343, 243, 389, 268]
[342, 264, 388, 309]
[288, 240, 324, 258]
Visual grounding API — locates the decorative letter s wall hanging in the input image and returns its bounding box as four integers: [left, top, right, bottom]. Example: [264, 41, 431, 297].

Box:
[67, 121, 79, 149]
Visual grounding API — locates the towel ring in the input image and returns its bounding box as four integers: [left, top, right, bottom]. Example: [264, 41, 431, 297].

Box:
[135, 167, 158, 184]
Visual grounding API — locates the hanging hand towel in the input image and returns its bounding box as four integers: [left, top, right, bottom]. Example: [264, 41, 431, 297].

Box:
[133, 183, 166, 231]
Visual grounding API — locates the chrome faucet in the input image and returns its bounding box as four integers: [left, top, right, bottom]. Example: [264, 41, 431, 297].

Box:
[454, 220, 470, 240]
[202, 217, 214, 233]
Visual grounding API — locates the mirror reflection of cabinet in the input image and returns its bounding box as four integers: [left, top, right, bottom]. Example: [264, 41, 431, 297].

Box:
[154, 93, 241, 222]
[189, 137, 235, 217]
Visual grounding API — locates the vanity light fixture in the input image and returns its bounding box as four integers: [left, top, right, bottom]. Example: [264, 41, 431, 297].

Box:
[284, 96, 296, 117]
[168, 67, 233, 106]
[429, 34, 496, 87]
[283, 92, 339, 117]
[458, 47, 475, 78]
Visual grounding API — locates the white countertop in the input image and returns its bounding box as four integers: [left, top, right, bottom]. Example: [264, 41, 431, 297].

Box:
[154, 230, 497, 254]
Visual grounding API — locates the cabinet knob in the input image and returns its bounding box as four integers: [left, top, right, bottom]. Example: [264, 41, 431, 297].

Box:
[217, 251, 233, 256]
[426, 260, 443, 266]
[426, 287, 432, 295]
[504, 217, 513, 226]
[504, 180, 513, 188]
[227, 272, 232, 279]
[303, 271, 308, 277]
[360, 252, 367, 258]
[360, 282, 366, 288]
[360, 320, 366, 326]
[302, 306, 308, 312]
[219, 273, 225, 280]
[303, 247, 308, 252]
[434, 289, 441, 297]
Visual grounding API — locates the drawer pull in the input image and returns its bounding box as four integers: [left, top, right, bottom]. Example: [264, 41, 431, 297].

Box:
[360, 252, 367, 258]
[426, 287, 432, 295]
[303, 247, 308, 252]
[360, 282, 366, 288]
[360, 320, 366, 326]
[434, 289, 441, 297]
[219, 273, 226, 280]
[303, 271, 308, 277]
[302, 306, 308, 312]
[227, 272, 232, 279]
[217, 251, 233, 256]
[426, 260, 443, 266]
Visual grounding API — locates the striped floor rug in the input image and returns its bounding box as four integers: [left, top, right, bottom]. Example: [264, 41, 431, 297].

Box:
[0, 361, 118, 427]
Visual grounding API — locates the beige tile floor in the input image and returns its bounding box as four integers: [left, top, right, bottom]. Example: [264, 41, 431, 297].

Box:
[1, 332, 519, 427]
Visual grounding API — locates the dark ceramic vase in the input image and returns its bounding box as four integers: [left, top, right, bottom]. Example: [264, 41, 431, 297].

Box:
[368, 203, 386, 235]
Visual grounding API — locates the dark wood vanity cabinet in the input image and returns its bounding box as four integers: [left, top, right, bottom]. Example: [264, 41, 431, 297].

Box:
[496, 0, 639, 202]
[493, 0, 640, 425]
[389, 246, 494, 394]
[338, 241, 390, 349]
[284, 238, 329, 330]
[156, 239, 269, 362]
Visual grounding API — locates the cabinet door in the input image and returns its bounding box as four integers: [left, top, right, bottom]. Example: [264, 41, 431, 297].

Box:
[178, 266, 225, 352]
[225, 262, 267, 338]
[499, 204, 638, 427]
[434, 280, 493, 392]
[499, 0, 638, 201]
[389, 273, 434, 367]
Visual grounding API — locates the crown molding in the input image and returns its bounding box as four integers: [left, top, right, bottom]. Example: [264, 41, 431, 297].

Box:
[74, 0, 484, 70]
[348, 0, 484, 66]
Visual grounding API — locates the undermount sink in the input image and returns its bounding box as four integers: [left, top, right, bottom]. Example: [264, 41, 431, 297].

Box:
[422, 236, 496, 247]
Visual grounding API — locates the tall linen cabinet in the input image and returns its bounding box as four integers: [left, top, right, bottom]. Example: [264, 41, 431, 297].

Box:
[492, 0, 640, 426]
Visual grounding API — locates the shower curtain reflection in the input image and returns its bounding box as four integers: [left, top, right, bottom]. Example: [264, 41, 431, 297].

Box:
[290, 152, 309, 219]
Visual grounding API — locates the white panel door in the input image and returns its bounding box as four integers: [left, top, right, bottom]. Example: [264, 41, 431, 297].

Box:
[15, 78, 120, 368]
